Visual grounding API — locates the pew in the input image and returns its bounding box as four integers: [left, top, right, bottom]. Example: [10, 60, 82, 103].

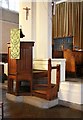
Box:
[53, 49, 83, 77]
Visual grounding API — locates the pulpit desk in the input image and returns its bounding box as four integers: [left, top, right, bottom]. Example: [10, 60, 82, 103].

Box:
[7, 41, 34, 95]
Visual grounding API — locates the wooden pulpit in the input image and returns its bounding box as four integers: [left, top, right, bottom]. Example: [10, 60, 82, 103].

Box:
[7, 41, 34, 95]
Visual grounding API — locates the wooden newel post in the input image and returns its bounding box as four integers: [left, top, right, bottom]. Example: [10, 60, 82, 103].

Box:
[48, 58, 51, 89]
[56, 65, 60, 91]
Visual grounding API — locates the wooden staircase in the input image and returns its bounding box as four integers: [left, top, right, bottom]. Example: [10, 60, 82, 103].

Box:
[33, 59, 60, 100]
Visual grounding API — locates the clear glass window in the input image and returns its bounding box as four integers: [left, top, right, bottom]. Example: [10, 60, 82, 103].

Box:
[2, 0, 9, 9]
[1, 0, 19, 12]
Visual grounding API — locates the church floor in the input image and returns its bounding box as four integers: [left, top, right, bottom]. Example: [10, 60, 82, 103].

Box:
[2, 89, 82, 119]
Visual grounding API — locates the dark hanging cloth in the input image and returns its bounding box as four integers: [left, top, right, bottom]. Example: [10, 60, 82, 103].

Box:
[20, 29, 25, 38]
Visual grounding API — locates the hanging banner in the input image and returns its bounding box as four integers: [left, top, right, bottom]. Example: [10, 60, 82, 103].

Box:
[10, 29, 20, 59]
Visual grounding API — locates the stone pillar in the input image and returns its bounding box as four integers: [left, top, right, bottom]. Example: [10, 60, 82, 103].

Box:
[35, 2, 52, 59]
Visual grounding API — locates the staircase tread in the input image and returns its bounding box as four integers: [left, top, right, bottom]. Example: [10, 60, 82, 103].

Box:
[33, 89, 48, 94]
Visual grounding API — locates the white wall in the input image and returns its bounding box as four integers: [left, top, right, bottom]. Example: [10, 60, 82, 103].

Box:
[19, 1, 32, 40]
[19, 2, 52, 59]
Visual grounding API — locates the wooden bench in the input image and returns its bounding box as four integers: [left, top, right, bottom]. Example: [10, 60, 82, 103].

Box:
[53, 50, 83, 77]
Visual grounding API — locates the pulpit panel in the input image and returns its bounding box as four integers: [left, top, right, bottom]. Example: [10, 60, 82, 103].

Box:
[8, 41, 34, 95]
[8, 47, 17, 75]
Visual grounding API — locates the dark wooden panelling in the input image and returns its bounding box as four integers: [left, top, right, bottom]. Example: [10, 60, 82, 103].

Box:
[8, 42, 34, 95]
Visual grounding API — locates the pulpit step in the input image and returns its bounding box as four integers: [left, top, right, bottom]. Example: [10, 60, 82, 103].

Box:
[33, 84, 55, 90]
[33, 84, 55, 87]
[33, 89, 47, 95]
[32, 89, 49, 100]
[32, 85, 58, 100]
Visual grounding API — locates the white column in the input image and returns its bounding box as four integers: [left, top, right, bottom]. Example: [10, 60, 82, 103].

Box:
[35, 2, 52, 59]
